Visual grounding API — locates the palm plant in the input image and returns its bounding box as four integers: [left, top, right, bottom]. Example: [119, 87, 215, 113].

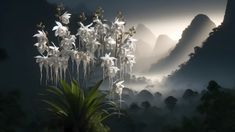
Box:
[43, 80, 118, 132]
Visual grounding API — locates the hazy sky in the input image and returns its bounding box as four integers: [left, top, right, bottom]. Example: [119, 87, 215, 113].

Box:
[47, 0, 227, 41]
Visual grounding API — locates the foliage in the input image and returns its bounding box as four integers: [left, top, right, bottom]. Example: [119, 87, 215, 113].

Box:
[182, 89, 198, 100]
[141, 101, 151, 109]
[164, 96, 178, 111]
[167, 81, 235, 132]
[197, 80, 235, 132]
[43, 80, 118, 132]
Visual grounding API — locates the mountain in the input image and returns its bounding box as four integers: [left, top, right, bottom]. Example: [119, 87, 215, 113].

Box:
[150, 14, 216, 75]
[165, 0, 235, 90]
[134, 39, 153, 72]
[152, 34, 176, 61]
[135, 24, 157, 45]
[133, 24, 157, 72]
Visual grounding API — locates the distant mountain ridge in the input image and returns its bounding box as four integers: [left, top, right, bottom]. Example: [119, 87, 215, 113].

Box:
[152, 34, 176, 61]
[134, 24, 157, 72]
[135, 24, 157, 45]
[165, 0, 235, 90]
[150, 14, 216, 75]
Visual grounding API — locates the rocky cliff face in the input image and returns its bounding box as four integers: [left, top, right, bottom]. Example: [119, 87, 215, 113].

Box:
[150, 14, 216, 75]
[165, 0, 235, 90]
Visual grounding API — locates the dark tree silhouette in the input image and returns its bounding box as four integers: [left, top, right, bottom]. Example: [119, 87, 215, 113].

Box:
[136, 90, 154, 102]
[154, 92, 162, 98]
[182, 89, 198, 100]
[129, 103, 140, 111]
[207, 80, 221, 92]
[164, 96, 178, 111]
[197, 81, 235, 132]
[141, 101, 151, 109]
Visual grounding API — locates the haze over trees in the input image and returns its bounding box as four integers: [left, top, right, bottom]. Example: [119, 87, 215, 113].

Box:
[0, 0, 234, 131]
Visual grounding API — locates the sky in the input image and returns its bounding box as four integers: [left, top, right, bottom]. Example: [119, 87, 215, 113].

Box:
[47, 0, 227, 41]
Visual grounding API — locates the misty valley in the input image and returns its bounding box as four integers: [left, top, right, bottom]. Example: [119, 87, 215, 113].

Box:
[0, 0, 235, 132]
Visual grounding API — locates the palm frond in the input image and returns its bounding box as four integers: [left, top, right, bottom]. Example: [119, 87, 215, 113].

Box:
[43, 80, 118, 132]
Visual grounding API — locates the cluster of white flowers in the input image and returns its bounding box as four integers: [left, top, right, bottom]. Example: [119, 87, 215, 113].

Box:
[33, 9, 137, 102]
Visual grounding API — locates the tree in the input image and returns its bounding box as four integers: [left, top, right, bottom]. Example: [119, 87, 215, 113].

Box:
[137, 90, 154, 102]
[207, 80, 221, 92]
[182, 89, 198, 100]
[197, 81, 235, 132]
[129, 103, 140, 111]
[193, 46, 200, 53]
[141, 101, 151, 109]
[188, 53, 195, 58]
[154, 92, 162, 98]
[164, 96, 178, 111]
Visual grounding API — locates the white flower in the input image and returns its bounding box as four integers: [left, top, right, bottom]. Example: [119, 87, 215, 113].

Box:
[93, 16, 103, 25]
[35, 55, 48, 65]
[107, 66, 119, 78]
[60, 12, 71, 25]
[48, 42, 60, 57]
[33, 30, 48, 54]
[112, 18, 125, 34]
[120, 48, 130, 57]
[61, 35, 76, 50]
[77, 22, 95, 43]
[124, 37, 137, 51]
[106, 37, 116, 45]
[93, 16, 109, 34]
[100, 53, 116, 67]
[77, 22, 93, 34]
[87, 39, 100, 53]
[125, 54, 136, 65]
[114, 18, 125, 27]
[52, 21, 68, 37]
[114, 81, 125, 95]
[81, 52, 92, 64]
[33, 30, 48, 44]
[105, 37, 116, 50]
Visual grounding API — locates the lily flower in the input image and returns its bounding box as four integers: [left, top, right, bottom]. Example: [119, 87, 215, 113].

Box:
[114, 81, 125, 95]
[93, 16, 109, 34]
[33, 30, 49, 54]
[33, 30, 48, 44]
[107, 66, 119, 78]
[60, 12, 71, 24]
[100, 53, 116, 67]
[52, 21, 68, 37]
[114, 18, 125, 27]
[48, 42, 60, 57]
[61, 35, 76, 50]
[125, 54, 136, 65]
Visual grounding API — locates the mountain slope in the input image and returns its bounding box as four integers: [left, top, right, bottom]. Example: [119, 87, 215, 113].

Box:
[152, 34, 176, 61]
[134, 39, 153, 72]
[135, 24, 157, 45]
[134, 24, 157, 72]
[165, 0, 235, 90]
[150, 14, 216, 75]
